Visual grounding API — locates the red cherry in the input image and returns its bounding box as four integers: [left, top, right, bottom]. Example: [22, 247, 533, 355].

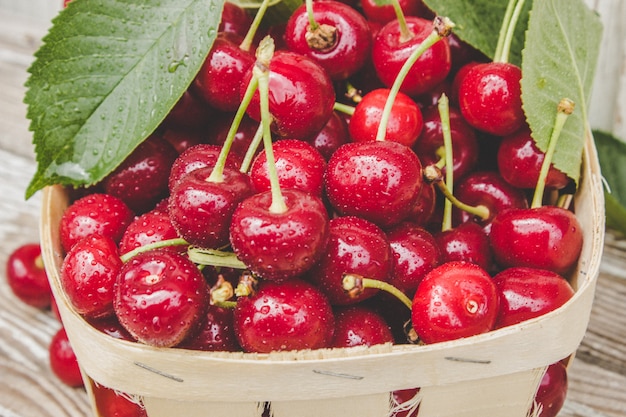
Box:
[243, 50, 336, 139]
[102, 134, 178, 214]
[331, 305, 394, 348]
[390, 388, 421, 417]
[192, 32, 255, 112]
[434, 222, 493, 272]
[407, 182, 437, 226]
[412, 261, 499, 344]
[284, 0, 372, 80]
[531, 361, 568, 417]
[161, 88, 215, 130]
[229, 189, 330, 281]
[219, 2, 254, 38]
[489, 206, 583, 275]
[118, 209, 180, 256]
[325, 140, 423, 228]
[361, 0, 428, 25]
[114, 249, 210, 347]
[60, 193, 134, 252]
[458, 62, 525, 136]
[308, 216, 392, 305]
[179, 304, 241, 352]
[161, 127, 207, 154]
[493, 267, 574, 328]
[87, 315, 136, 342]
[91, 380, 148, 417]
[49, 327, 84, 388]
[6, 243, 52, 309]
[349, 88, 423, 147]
[372, 17, 451, 96]
[306, 110, 350, 160]
[233, 279, 335, 352]
[61, 234, 122, 319]
[207, 113, 260, 158]
[250, 139, 327, 196]
[497, 127, 570, 190]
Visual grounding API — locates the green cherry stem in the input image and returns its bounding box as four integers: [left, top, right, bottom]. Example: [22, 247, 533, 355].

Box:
[375, 16, 455, 142]
[119, 238, 190, 263]
[254, 36, 288, 214]
[388, 0, 412, 42]
[342, 273, 412, 310]
[493, 0, 518, 62]
[494, 0, 526, 63]
[187, 247, 247, 269]
[239, 123, 264, 174]
[333, 101, 356, 116]
[239, 0, 272, 52]
[438, 93, 454, 232]
[530, 98, 575, 209]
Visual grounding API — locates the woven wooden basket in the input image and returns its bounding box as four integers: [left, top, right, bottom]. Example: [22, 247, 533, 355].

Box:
[40, 130, 605, 417]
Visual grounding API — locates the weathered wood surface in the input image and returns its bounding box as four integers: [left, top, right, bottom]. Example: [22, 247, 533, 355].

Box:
[0, 3, 625, 417]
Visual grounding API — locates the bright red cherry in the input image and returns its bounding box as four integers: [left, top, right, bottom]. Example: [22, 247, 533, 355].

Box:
[233, 279, 335, 353]
[325, 140, 423, 228]
[458, 62, 525, 136]
[489, 206, 583, 275]
[284, 0, 372, 80]
[6, 243, 52, 309]
[434, 222, 493, 272]
[361, 0, 428, 25]
[229, 189, 330, 281]
[331, 305, 394, 348]
[412, 261, 499, 344]
[168, 143, 243, 191]
[49, 327, 84, 388]
[118, 209, 180, 256]
[243, 50, 336, 140]
[349, 88, 423, 147]
[390, 388, 421, 417]
[91, 380, 148, 417]
[372, 17, 451, 96]
[492, 267, 575, 328]
[531, 361, 568, 417]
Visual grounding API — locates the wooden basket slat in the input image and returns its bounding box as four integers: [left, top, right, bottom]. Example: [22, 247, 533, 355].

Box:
[270, 393, 391, 417]
[142, 397, 264, 417]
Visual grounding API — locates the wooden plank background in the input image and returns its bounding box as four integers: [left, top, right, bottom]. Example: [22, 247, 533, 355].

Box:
[0, 1, 624, 416]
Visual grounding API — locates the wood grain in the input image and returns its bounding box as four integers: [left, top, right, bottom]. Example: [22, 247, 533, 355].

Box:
[0, 4, 624, 417]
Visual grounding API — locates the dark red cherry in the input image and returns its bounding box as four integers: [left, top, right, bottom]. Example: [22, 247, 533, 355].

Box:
[489, 206, 583, 275]
[6, 243, 52, 309]
[162, 88, 215, 130]
[434, 222, 493, 272]
[361, 0, 427, 24]
[219, 1, 254, 38]
[207, 113, 261, 159]
[407, 182, 437, 226]
[349, 88, 423, 147]
[412, 261, 499, 344]
[243, 50, 336, 139]
[391, 388, 421, 417]
[249, 139, 326, 196]
[229, 189, 330, 281]
[161, 127, 207, 154]
[413, 105, 479, 180]
[372, 17, 451, 96]
[331, 305, 394, 348]
[308, 216, 392, 305]
[306, 110, 350, 160]
[192, 32, 255, 112]
[87, 315, 135, 341]
[284, 0, 372, 80]
[497, 127, 570, 190]
[102, 134, 178, 214]
[493, 267, 574, 328]
[179, 304, 240, 352]
[531, 361, 568, 417]
[325, 140, 423, 228]
[233, 279, 335, 352]
[458, 62, 525, 136]
[91, 380, 147, 417]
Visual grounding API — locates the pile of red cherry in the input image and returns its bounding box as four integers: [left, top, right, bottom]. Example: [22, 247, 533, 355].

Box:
[8, 0, 585, 415]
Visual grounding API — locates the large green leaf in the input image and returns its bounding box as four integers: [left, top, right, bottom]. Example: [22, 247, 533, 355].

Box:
[422, 0, 532, 66]
[24, 0, 225, 198]
[521, 0, 602, 184]
[594, 130, 626, 234]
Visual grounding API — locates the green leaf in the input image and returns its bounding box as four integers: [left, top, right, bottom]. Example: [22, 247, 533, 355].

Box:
[422, 0, 532, 66]
[521, 0, 602, 185]
[593, 130, 626, 234]
[231, 0, 303, 26]
[24, 0, 225, 198]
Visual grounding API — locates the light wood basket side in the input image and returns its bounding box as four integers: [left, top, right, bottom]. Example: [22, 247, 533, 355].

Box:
[39, 131, 605, 417]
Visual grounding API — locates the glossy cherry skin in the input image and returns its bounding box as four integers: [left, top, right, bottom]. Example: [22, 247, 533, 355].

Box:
[531, 361, 568, 417]
[114, 249, 210, 347]
[493, 267, 574, 328]
[331, 305, 394, 348]
[118, 209, 180, 256]
[90, 380, 147, 417]
[413, 105, 479, 180]
[412, 261, 499, 344]
[6, 243, 51, 309]
[349, 88, 423, 147]
[452, 170, 529, 232]
[407, 182, 437, 226]
[192, 32, 255, 112]
[229, 189, 330, 281]
[179, 304, 240, 352]
[308, 216, 393, 305]
[102, 134, 178, 214]
[49, 327, 84, 388]
[233, 279, 335, 353]
[61, 234, 122, 319]
[372, 17, 451, 96]
[307, 110, 350, 160]
[458, 62, 525, 136]
[86, 315, 135, 341]
[168, 143, 243, 191]
[60, 193, 134, 252]
[489, 206, 583, 275]
[386, 222, 441, 294]
[497, 127, 570, 190]
[325, 140, 423, 228]
[219, 1, 254, 38]
[250, 139, 327, 196]
[434, 222, 493, 272]
[243, 51, 336, 140]
[361, 0, 428, 25]
[284, 0, 372, 80]
[168, 166, 253, 249]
